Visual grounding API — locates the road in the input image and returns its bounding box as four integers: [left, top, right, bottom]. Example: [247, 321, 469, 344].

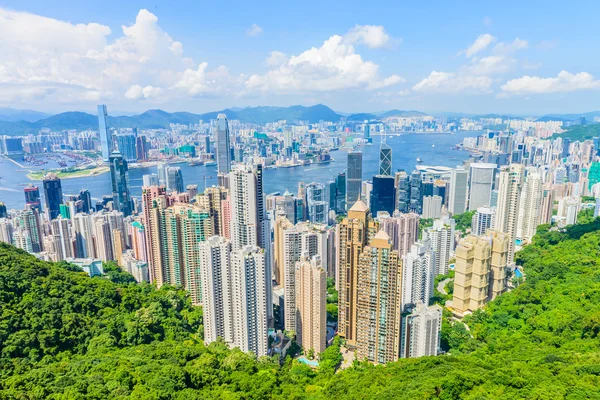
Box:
[437, 278, 452, 295]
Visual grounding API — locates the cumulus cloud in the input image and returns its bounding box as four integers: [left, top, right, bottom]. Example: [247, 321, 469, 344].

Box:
[245, 34, 402, 93]
[0, 8, 233, 105]
[492, 38, 528, 54]
[462, 34, 496, 57]
[501, 71, 600, 94]
[266, 51, 288, 67]
[344, 25, 392, 48]
[246, 23, 263, 37]
[412, 71, 493, 94]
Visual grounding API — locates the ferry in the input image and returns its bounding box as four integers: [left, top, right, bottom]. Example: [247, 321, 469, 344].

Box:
[204, 161, 217, 166]
[416, 158, 424, 163]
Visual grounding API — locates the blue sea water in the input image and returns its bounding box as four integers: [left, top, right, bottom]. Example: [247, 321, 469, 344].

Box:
[0, 131, 480, 210]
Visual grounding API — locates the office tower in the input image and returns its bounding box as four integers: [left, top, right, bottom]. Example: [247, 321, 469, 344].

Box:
[93, 217, 114, 261]
[363, 121, 371, 141]
[487, 229, 509, 300]
[157, 162, 168, 186]
[273, 216, 294, 286]
[379, 140, 392, 176]
[448, 167, 468, 215]
[471, 207, 496, 236]
[433, 180, 448, 207]
[97, 105, 112, 162]
[166, 166, 185, 193]
[136, 135, 149, 161]
[295, 255, 327, 355]
[422, 195, 442, 219]
[379, 211, 419, 257]
[204, 135, 211, 154]
[0, 218, 13, 244]
[0, 202, 7, 218]
[231, 246, 268, 356]
[370, 175, 396, 217]
[423, 217, 455, 276]
[336, 172, 346, 213]
[337, 200, 378, 346]
[452, 235, 490, 314]
[410, 170, 422, 214]
[15, 208, 44, 253]
[402, 240, 436, 310]
[78, 189, 92, 214]
[51, 217, 74, 261]
[200, 236, 233, 346]
[73, 213, 95, 258]
[356, 230, 403, 364]
[395, 171, 411, 213]
[494, 164, 524, 264]
[516, 169, 543, 242]
[115, 134, 137, 162]
[306, 182, 329, 224]
[142, 173, 159, 187]
[468, 163, 496, 210]
[24, 184, 41, 211]
[216, 114, 232, 177]
[43, 173, 63, 220]
[401, 302, 442, 358]
[346, 152, 363, 207]
[109, 151, 134, 217]
[327, 180, 337, 212]
[186, 184, 198, 198]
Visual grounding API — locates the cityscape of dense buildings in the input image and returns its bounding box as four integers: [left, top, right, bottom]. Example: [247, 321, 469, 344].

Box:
[1, 101, 600, 368]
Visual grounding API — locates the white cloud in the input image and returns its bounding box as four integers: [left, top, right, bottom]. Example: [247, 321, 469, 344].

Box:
[245, 34, 402, 93]
[0, 8, 233, 105]
[501, 71, 600, 94]
[246, 23, 263, 37]
[266, 51, 288, 67]
[345, 25, 392, 48]
[492, 38, 528, 54]
[412, 71, 493, 94]
[462, 34, 496, 57]
[464, 55, 515, 75]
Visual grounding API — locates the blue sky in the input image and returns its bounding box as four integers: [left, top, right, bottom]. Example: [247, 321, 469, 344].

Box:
[0, 0, 599, 115]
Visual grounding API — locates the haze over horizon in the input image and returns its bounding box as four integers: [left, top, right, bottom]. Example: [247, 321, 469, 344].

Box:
[1, 0, 599, 115]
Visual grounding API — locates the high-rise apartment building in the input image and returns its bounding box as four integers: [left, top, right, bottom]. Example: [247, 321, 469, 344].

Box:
[356, 230, 403, 364]
[51, 217, 74, 261]
[43, 173, 63, 220]
[15, 207, 43, 253]
[109, 150, 134, 217]
[295, 255, 327, 355]
[346, 152, 363, 208]
[487, 229, 509, 301]
[539, 184, 554, 225]
[422, 195, 442, 219]
[402, 240, 436, 310]
[337, 200, 378, 347]
[471, 207, 496, 236]
[93, 217, 114, 262]
[448, 167, 468, 215]
[516, 168, 543, 242]
[379, 211, 420, 257]
[196, 186, 229, 237]
[73, 213, 95, 258]
[97, 105, 112, 162]
[468, 163, 496, 210]
[401, 302, 442, 358]
[494, 164, 524, 264]
[423, 217, 455, 275]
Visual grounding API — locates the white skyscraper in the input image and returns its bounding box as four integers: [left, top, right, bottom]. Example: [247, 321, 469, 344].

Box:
[73, 213, 96, 258]
[471, 207, 496, 236]
[448, 167, 468, 215]
[468, 163, 496, 210]
[305, 182, 329, 225]
[422, 195, 442, 219]
[494, 164, 524, 264]
[516, 168, 544, 242]
[51, 217, 74, 261]
[379, 211, 420, 257]
[402, 240, 436, 310]
[423, 217, 455, 276]
[401, 302, 442, 358]
[216, 114, 232, 179]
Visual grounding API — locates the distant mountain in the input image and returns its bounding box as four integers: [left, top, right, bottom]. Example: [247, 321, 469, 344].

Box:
[345, 113, 378, 121]
[0, 104, 343, 135]
[379, 109, 428, 118]
[537, 111, 600, 122]
[536, 116, 570, 123]
[0, 107, 49, 122]
[549, 123, 600, 141]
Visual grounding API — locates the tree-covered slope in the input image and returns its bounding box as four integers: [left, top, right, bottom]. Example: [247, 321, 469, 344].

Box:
[2, 220, 600, 398]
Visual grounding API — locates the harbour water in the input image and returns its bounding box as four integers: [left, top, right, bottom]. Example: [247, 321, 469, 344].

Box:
[0, 131, 480, 210]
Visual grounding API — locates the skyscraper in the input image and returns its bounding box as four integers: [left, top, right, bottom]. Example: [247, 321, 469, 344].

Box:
[115, 134, 137, 162]
[468, 163, 496, 210]
[363, 121, 371, 141]
[516, 168, 543, 242]
[24, 184, 41, 211]
[337, 200, 378, 346]
[216, 114, 232, 180]
[421, 195, 443, 219]
[401, 302, 442, 358]
[395, 171, 411, 213]
[73, 213, 95, 258]
[295, 255, 327, 355]
[356, 230, 403, 364]
[423, 217, 455, 276]
[346, 152, 363, 208]
[471, 207, 496, 236]
[166, 166, 185, 193]
[487, 229, 509, 301]
[452, 235, 491, 314]
[93, 217, 114, 261]
[97, 105, 112, 162]
[142, 173, 159, 187]
[370, 175, 396, 217]
[109, 150, 134, 217]
[539, 184, 554, 225]
[306, 182, 329, 224]
[448, 167, 468, 215]
[51, 217, 74, 261]
[409, 170, 422, 214]
[336, 172, 346, 213]
[402, 240, 436, 310]
[379, 140, 392, 176]
[43, 173, 63, 220]
[494, 164, 524, 264]
[379, 211, 420, 257]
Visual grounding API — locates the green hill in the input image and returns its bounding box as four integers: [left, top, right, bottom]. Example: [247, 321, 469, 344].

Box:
[550, 123, 600, 141]
[379, 109, 428, 118]
[346, 113, 378, 121]
[2, 219, 600, 398]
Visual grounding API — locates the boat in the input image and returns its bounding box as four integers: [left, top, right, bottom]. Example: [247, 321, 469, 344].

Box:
[432, 144, 435, 148]
[204, 161, 216, 166]
[188, 160, 204, 166]
[416, 158, 424, 163]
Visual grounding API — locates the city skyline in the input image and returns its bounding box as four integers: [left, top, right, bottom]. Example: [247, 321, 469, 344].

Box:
[0, 1, 599, 114]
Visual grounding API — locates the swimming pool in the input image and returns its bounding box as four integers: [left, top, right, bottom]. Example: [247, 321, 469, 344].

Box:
[297, 357, 319, 367]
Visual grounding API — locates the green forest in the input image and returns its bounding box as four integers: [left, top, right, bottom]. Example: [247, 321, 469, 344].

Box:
[2, 216, 600, 398]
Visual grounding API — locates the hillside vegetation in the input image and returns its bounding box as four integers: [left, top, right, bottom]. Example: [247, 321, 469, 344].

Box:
[1, 218, 600, 398]
[550, 123, 600, 142]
